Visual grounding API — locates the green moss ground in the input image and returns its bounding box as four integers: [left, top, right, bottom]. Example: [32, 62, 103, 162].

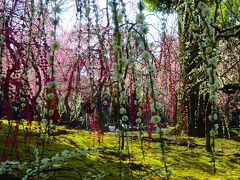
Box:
[0, 120, 239, 179]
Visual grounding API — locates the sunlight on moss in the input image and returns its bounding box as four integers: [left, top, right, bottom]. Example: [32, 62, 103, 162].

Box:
[0, 120, 239, 179]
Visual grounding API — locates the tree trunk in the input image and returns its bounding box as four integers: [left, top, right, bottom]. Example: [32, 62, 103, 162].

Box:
[196, 94, 205, 137]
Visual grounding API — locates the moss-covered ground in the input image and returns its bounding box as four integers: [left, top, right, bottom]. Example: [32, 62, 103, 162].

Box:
[0, 120, 239, 179]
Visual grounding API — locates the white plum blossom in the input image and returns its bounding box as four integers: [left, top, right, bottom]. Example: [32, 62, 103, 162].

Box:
[47, 93, 55, 100]
[156, 127, 160, 133]
[139, 24, 149, 34]
[48, 109, 54, 116]
[202, 7, 210, 17]
[136, 118, 141, 124]
[52, 5, 62, 13]
[120, 107, 126, 115]
[205, 47, 212, 55]
[161, 128, 168, 135]
[155, 102, 162, 110]
[150, 103, 156, 113]
[40, 133, 49, 140]
[151, 115, 161, 125]
[113, 63, 120, 71]
[117, 12, 123, 23]
[136, 13, 145, 23]
[51, 40, 60, 51]
[47, 81, 58, 89]
[141, 50, 151, 61]
[113, 45, 121, 52]
[122, 115, 128, 122]
[146, 64, 156, 73]
[191, 23, 198, 30]
[209, 95, 216, 103]
[166, 167, 173, 177]
[41, 118, 48, 126]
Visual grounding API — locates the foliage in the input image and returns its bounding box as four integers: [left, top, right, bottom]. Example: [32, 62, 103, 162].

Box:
[144, 0, 176, 13]
[144, 0, 214, 13]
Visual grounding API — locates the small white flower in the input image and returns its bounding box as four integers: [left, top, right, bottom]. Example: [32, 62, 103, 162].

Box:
[49, 109, 54, 116]
[146, 64, 156, 73]
[166, 167, 172, 176]
[210, 129, 216, 137]
[205, 37, 212, 45]
[41, 118, 48, 125]
[49, 120, 53, 125]
[139, 24, 149, 34]
[40, 133, 49, 140]
[207, 67, 212, 76]
[202, 7, 210, 17]
[193, 33, 200, 39]
[209, 95, 216, 103]
[150, 103, 156, 113]
[208, 57, 217, 66]
[62, 150, 69, 157]
[120, 108, 126, 115]
[113, 63, 120, 72]
[198, 2, 207, 10]
[204, 17, 211, 24]
[136, 13, 145, 23]
[113, 45, 121, 52]
[120, 91, 126, 98]
[48, 93, 55, 100]
[51, 40, 60, 51]
[122, 115, 128, 122]
[117, 12, 123, 23]
[155, 102, 162, 110]
[151, 115, 161, 125]
[205, 47, 212, 55]
[115, 128, 121, 134]
[0, 35, 5, 42]
[141, 50, 151, 61]
[208, 115, 213, 121]
[53, 164, 61, 168]
[50, 17, 60, 25]
[47, 55, 54, 63]
[191, 24, 199, 31]
[136, 118, 141, 124]
[52, 5, 62, 13]
[21, 97, 25, 101]
[85, 7, 91, 15]
[118, 59, 126, 66]
[50, 31, 55, 37]
[122, 123, 127, 129]
[156, 127, 160, 133]
[26, 168, 32, 175]
[161, 128, 168, 135]
[145, 80, 151, 88]
[209, 76, 213, 83]
[47, 81, 58, 89]
[41, 158, 50, 165]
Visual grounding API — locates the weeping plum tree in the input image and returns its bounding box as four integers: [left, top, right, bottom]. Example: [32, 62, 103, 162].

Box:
[0, 0, 238, 178]
[145, 0, 240, 150]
